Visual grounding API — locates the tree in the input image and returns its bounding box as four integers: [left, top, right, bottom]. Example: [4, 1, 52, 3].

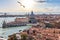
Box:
[21, 34, 28, 40]
[13, 34, 17, 40]
[46, 38, 52, 40]
[45, 23, 53, 28]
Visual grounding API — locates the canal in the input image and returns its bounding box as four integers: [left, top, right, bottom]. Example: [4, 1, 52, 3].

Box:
[0, 17, 32, 39]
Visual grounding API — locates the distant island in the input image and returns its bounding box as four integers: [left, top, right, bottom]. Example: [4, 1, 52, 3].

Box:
[2, 11, 37, 28]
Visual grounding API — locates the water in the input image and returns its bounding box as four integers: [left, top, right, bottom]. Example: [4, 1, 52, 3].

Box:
[0, 26, 31, 39]
[0, 17, 32, 39]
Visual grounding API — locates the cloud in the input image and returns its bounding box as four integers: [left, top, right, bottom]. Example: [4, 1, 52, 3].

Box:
[0, 0, 60, 13]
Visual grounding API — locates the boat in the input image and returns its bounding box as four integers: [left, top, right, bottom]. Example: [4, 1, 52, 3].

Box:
[0, 36, 7, 40]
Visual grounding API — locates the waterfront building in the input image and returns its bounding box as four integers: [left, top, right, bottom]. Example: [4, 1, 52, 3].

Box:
[29, 11, 37, 24]
[15, 17, 28, 23]
[2, 17, 29, 27]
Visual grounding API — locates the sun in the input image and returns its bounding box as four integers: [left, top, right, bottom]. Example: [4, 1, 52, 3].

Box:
[21, 0, 34, 9]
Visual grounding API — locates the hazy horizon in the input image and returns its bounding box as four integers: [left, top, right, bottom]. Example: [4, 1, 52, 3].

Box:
[0, 12, 60, 15]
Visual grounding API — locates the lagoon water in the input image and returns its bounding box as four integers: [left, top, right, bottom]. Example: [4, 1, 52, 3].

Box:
[0, 17, 31, 39]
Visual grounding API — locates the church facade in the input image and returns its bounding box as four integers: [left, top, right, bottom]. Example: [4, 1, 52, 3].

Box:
[29, 11, 37, 24]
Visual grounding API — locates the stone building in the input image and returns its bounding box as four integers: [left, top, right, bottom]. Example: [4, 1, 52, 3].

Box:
[29, 11, 37, 24]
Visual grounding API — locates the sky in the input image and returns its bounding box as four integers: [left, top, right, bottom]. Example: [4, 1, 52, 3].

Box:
[0, 0, 60, 12]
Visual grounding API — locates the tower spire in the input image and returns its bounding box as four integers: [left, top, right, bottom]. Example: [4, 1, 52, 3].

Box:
[2, 20, 7, 28]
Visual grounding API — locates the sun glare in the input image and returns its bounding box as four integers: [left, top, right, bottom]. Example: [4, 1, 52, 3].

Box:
[21, 0, 34, 9]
